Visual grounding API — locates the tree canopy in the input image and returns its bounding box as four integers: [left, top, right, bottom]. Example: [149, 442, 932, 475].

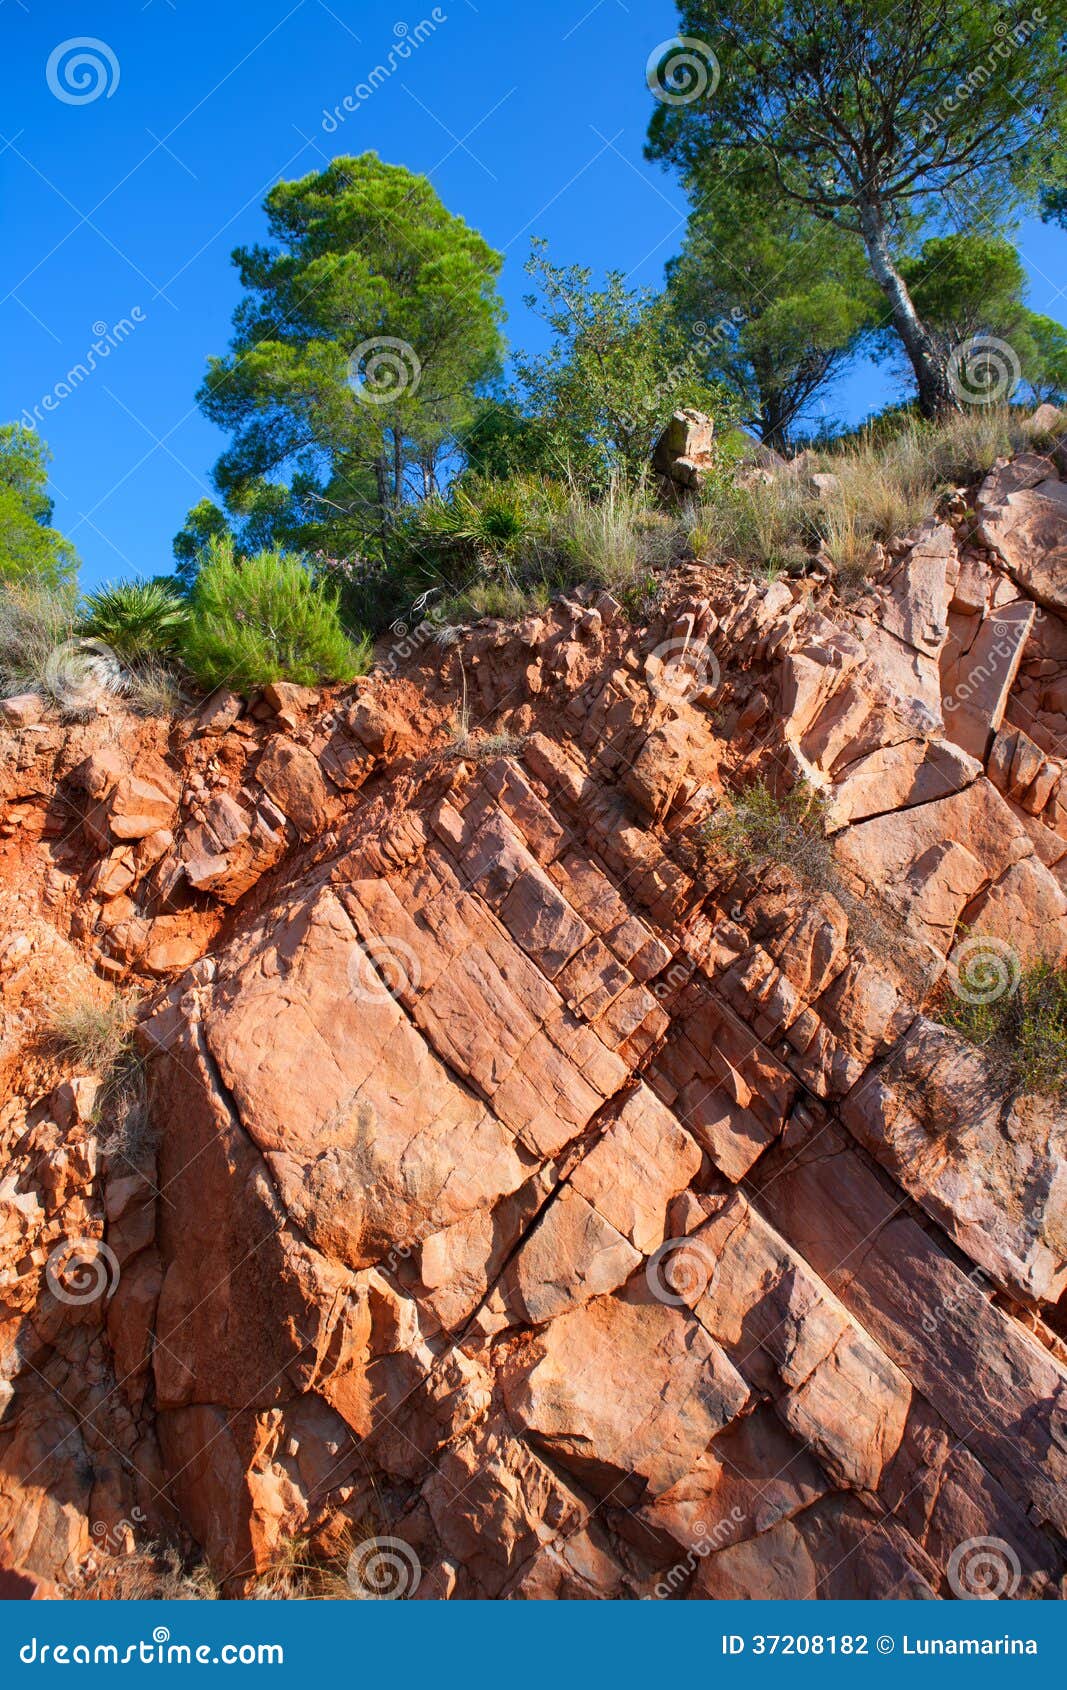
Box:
[0, 426, 78, 589]
[891, 233, 1067, 404]
[186, 154, 506, 569]
[666, 167, 880, 445]
[513, 238, 730, 485]
[647, 2, 1067, 415]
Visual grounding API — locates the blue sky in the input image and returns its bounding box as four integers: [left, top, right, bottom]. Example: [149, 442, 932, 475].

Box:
[4, 0, 1066, 592]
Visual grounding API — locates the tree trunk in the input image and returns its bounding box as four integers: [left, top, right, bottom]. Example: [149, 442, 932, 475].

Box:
[373, 453, 389, 508]
[373, 452, 390, 547]
[759, 398, 790, 454]
[857, 201, 960, 419]
[392, 429, 404, 508]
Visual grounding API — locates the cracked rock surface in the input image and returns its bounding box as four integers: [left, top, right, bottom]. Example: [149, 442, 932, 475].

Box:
[2, 443, 1067, 1599]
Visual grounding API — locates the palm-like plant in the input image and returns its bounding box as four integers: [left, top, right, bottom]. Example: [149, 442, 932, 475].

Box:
[415, 475, 557, 569]
[81, 579, 190, 660]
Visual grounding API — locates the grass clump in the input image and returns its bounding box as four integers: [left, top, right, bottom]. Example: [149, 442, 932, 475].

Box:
[938, 954, 1067, 1099]
[811, 407, 1035, 587]
[46, 991, 157, 1164]
[0, 580, 90, 710]
[75, 1544, 219, 1602]
[1, 581, 74, 690]
[47, 990, 139, 1076]
[694, 475, 816, 579]
[701, 775, 928, 988]
[250, 1537, 356, 1602]
[183, 536, 371, 695]
[448, 726, 524, 762]
[124, 656, 185, 717]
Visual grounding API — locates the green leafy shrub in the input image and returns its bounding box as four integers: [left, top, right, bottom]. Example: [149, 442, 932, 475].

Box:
[938, 954, 1067, 1099]
[181, 537, 370, 694]
[417, 475, 552, 565]
[81, 579, 189, 660]
[702, 778, 833, 887]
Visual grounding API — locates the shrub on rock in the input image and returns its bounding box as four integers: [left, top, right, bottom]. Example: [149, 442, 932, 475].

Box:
[182, 537, 370, 694]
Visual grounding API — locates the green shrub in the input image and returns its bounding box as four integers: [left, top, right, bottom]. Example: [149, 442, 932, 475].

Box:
[938, 953, 1067, 1099]
[416, 475, 556, 566]
[81, 579, 189, 660]
[182, 537, 370, 694]
[702, 778, 833, 887]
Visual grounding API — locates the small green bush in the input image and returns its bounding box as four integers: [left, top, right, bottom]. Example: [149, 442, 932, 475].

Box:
[938, 954, 1067, 1099]
[416, 474, 557, 567]
[182, 537, 370, 694]
[81, 579, 189, 660]
[702, 778, 833, 887]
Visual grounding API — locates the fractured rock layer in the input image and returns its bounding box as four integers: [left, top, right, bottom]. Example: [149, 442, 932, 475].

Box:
[1, 442, 1067, 1599]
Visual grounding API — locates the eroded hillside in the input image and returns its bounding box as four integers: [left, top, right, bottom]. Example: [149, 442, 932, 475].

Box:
[2, 434, 1067, 1600]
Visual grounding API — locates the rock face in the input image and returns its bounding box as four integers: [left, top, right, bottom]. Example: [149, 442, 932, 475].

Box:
[653, 408, 717, 497]
[2, 439, 1067, 1601]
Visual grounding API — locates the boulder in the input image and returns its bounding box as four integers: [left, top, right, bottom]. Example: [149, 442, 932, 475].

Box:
[652, 408, 716, 495]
